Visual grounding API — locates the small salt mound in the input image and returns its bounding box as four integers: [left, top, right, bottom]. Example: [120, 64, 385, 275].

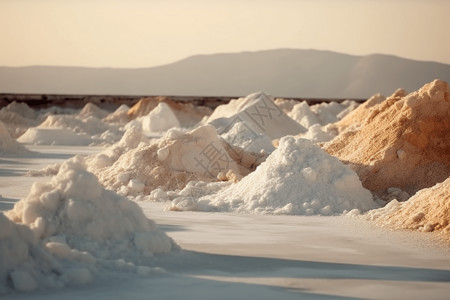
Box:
[0, 102, 41, 138]
[366, 177, 450, 242]
[87, 125, 242, 196]
[288, 101, 321, 128]
[78, 102, 110, 119]
[208, 92, 306, 141]
[6, 158, 178, 261]
[17, 127, 93, 146]
[274, 98, 300, 113]
[161, 125, 241, 178]
[21, 111, 123, 145]
[299, 124, 336, 144]
[1, 101, 37, 120]
[141, 102, 181, 133]
[171, 136, 378, 215]
[310, 101, 348, 125]
[324, 80, 450, 195]
[288, 100, 358, 130]
[0, 121, 29, 153]
[103, 104, 131, 125]
[127, 96, 211, 128]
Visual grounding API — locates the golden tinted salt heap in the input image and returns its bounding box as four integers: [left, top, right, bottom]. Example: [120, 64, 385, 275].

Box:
[324, 79, 450, 196]
[367, 177, 450, 242]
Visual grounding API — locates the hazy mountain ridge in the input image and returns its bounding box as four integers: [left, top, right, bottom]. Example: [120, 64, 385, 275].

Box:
[1, 49, 449, 98]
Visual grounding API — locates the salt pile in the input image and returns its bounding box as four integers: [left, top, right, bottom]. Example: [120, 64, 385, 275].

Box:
[0, 101, 41, 138]
[324, 79, 450, 196]
[208, 92, 306, 143]
[127, 96, 212, 129]
[171, 136, 378, 215]
[366, 177, 450, 242]
[0, 121, 29, 153]
[84, 125, 256, 197]
[2, 159, 178, 293]
[286, 100, 359, 143]
[140, 102, 181, 134]
[17, 103, 123, 146]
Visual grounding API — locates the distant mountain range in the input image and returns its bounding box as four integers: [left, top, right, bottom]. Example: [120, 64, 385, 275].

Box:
[1, 49, 449, 98]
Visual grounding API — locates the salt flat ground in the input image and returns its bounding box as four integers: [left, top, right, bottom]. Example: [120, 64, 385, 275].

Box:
[1, 146, 450, 300]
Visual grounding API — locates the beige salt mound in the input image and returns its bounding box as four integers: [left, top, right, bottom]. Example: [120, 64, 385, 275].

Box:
[87, 125, 263, 196]
[367, 177, 450, 243]
[127, 96, 212, 128]
[324, 79, 450, 196]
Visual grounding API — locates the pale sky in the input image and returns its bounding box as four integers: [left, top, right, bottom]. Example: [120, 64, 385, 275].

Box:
[1, 0, 449, 68]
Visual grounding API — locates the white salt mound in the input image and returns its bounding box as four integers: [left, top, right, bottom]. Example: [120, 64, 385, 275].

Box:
[17, 109, 123, 146]
[208, 92, 306, 141]
[0, 121, 29, 153]
[17, 127, 93, 146]
[88, 125, 242, 196]
[171, 136, 378, 215]
[141, 102, 181, 134]
[78, 102, 109, 119]
[3, 159, 178, 293]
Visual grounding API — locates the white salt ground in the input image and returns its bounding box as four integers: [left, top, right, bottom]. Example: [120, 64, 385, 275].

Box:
[1, 144, 449, 299]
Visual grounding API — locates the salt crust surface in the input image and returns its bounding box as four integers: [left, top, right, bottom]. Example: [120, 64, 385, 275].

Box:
[324, 80, 450, 195]
[2, 159, 177, 293]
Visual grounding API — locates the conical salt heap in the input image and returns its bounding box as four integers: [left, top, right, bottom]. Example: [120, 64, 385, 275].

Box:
[127, 96, 211, 128]
[324, 79, 450, 196]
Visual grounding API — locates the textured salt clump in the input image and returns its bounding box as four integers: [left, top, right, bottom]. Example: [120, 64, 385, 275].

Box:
[140, 102, 181, 133]
[298, 124, 336, 144]
[171, 136, 378, 215]
[0, 121, 29, 153]
[288, 101, 321, 128]
[366, 177, 450, 242]
[0, 213, 61, 294]
[324, 80, 450, 196]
